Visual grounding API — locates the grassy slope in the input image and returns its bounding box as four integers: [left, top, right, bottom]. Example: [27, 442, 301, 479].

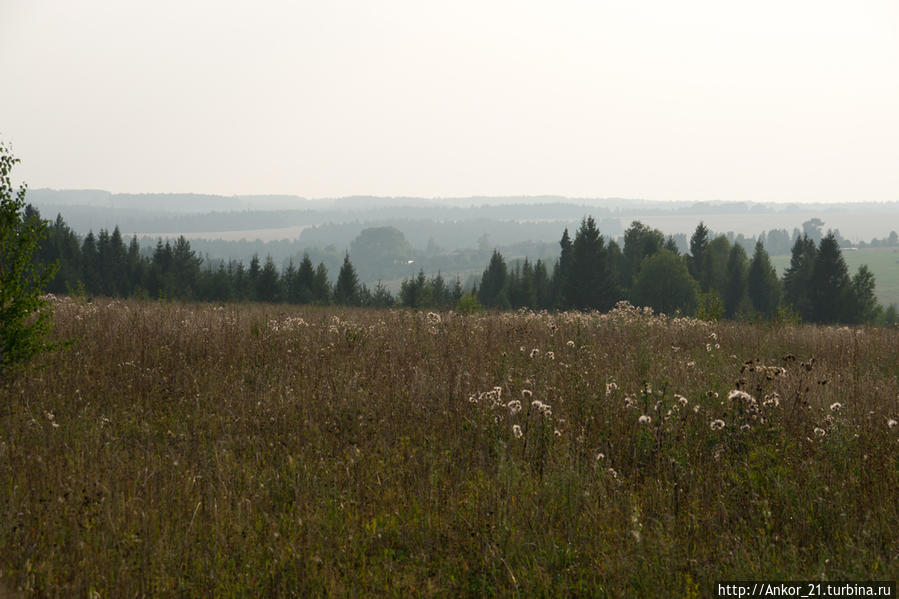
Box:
[771, 247, 899, 308]
[1, 300, 897, 597]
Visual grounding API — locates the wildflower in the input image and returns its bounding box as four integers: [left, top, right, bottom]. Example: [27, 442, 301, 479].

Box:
[740, 424, 751, 432]
[728, 390, 755, 404]
[710, 419, 725, 431]
[675, 394, 688, 407]
[554, 429, 562, 437]
[638, 414, 651, 425]
[607, 467, 618, 478]
[530, 348, 540, 359]
[830, 402, 842, 412]
[686, 361, 696, 368]
[814, 427, 826, 437]
[605, 381, 618, 396]
[693, 405, 701, 413]
[566, 340, 575, 347]
[512, 424, 523, 439]
[522, 389, 533, 398]
[507, 400, 522, 415]
[887, 419, 897, 430]
[595, 452, 605, 461]
[540, 402, 552, 417]
[546, 351, 555, 360]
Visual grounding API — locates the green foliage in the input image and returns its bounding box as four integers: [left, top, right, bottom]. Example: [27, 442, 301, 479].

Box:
[809, 233, 852, 323]
[723, 244, 748, 318]
[334, 253, 361, 306]
[566, 216, 617, 310]
[478, 249, 509, 309]
[0, 144, 58, 376]
[747, 241, 780, 318]
[687, 222, 710, 290]
[696, 292, 724, 322]
[622, 221, 665, 291]
[631, 249, 699, 315]
[782, 235, 814, 320]
[456, 291, 481, 314]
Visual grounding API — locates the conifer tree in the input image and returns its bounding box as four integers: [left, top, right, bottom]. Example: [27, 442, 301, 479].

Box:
[334, 253, 360, 305]
[688, 222, 710, 291]
[808, 233, 851, 323]
[567, 217, 617, 311]
[723, 244, 748, 319]
[747, 241, 780, 317]
[782, 234, 817, 321]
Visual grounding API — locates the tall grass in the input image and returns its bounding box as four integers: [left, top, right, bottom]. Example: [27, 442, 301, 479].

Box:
[2, 298, 897, 597]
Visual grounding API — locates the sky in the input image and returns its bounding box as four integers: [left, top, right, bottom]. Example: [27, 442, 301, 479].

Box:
[1, 0, 898, 203]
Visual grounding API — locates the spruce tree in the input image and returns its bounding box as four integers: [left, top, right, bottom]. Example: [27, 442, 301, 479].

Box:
[688, 222, 710, 291]
[478, 250, 509, 309]
[723, 244, 748, 319]
[334, 253, 360, 306]
[747, 240, 780, 317]
[783, 234, 817, 321]
[808, 233, 851, 323]
[552, 228, 573, 308]
[567, 217, 617, 311]
[296, 254, 315, 303]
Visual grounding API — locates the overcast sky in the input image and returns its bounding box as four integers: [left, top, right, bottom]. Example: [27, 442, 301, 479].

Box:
[1, 0, 897, 203]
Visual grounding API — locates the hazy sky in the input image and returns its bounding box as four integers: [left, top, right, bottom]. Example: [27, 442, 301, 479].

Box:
[2, 0, 897, 203]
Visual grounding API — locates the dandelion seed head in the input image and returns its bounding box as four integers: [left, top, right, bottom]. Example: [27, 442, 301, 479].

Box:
[638, 414, 651, 425]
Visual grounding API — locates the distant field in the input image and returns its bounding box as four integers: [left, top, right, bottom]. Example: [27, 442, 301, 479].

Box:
[771, 247, 899, 308]
[2, 299, 897, 596]
[130, 224, 310, 242]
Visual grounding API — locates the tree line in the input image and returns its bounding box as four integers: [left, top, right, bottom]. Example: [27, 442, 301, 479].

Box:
[475, 218, 894, 325]
[27, 206, 896, 324]
[30, 207, 468, 309]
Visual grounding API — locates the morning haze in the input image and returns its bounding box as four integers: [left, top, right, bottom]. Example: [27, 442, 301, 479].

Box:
[6, 2, 899, 596]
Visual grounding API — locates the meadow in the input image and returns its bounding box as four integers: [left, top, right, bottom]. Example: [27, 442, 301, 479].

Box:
[1, 298, 898, 597]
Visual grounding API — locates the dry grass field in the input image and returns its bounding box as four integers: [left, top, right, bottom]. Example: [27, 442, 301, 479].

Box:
[2, 298, 898, 597]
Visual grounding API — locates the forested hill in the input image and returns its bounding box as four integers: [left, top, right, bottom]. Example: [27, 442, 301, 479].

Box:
[28, 206, 898, 326]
